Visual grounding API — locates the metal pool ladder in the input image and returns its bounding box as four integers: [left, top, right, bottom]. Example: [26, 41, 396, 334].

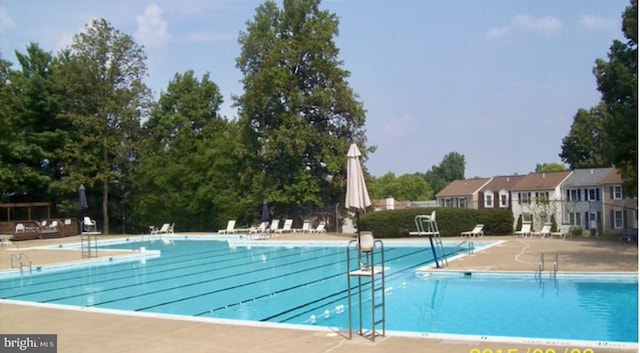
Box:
[537, 252, 559, 278]
[10, 253, 32, 275]
[346, 232, 386, 341]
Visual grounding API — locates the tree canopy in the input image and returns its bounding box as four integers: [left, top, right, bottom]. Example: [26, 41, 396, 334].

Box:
[560, 0, 637, 195]
[368, 172, 433, 201]
[423, 152, 466, 195]
[234, 0, 368, 220]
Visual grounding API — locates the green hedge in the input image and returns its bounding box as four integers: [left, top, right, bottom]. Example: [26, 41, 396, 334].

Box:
[358, 208, 514, 238]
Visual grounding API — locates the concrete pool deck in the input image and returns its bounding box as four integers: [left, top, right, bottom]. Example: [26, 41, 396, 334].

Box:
[0, 233, 637, 352]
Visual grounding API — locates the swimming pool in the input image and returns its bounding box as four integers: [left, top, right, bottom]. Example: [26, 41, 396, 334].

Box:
[0, 237, 637, 346]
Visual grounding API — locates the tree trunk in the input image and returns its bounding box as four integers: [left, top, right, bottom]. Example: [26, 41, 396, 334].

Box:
[102, 178, 109, 234]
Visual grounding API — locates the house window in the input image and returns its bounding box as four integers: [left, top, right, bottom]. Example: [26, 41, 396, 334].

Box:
[614, 210, 624, 229]
[457, 197, 467, 208]
[443, 198, 452, 207]
[566, 189, 581, 201]
[586, 188, 600, 201]
[535, 191, 549, 203]
[500, 194, 508, 208]
[612, 186, 623, 200]
[518, 192, 531, 204]
[485, 194, 493, 208]
[568, 212, 582, 227]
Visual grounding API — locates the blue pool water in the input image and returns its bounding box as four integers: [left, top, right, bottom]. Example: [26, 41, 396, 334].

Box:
[0, 238, 637, 344]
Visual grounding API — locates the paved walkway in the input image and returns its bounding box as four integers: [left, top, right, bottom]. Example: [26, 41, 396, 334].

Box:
[0, 233, 637, 353]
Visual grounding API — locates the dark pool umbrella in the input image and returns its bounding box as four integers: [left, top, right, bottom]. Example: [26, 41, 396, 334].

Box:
[261, 201, 270, 222]
[345, 143, 371, 245]
[78, 184, 88, 218]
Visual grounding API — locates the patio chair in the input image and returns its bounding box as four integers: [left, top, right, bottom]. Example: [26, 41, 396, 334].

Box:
[15, 223, 25, 233]
[153, 223, 174, 234]
[357, 231, 375, 270]
[218, 220, 236, 234]
[294, 220, 310, 233]
[275, 219, 293, 233]
[552, 224, 573, 239]
[461, 224, 484, 238]
[83, 217, 98, 233]
[514, 222, 532, 237]
[268, 219, 280, 233]
[310, 222, 326, 233]
[532, 223, 553, 238]
[250, 222, 269, 234]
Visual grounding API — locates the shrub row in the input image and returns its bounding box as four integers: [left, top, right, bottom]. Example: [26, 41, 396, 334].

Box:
[358, 208, 514, 238]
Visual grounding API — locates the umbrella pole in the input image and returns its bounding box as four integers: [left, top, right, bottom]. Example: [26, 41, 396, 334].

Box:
[356, 211, 363, 269]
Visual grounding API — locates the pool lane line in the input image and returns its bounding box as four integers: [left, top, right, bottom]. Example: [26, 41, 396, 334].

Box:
[6, 246, 455, 314]
[133, 247, 431, 312]
[10, 247, 338, 302]
[264, 258, 438, 324]
[2, 245, 332, 298]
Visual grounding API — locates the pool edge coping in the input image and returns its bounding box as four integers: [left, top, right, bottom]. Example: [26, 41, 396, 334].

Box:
[1, 299, 637, 350]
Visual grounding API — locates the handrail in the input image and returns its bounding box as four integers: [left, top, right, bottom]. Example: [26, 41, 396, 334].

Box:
[10, 253, 32, 275]
[452, 240, 475, 256]
[552, 253, 559, 277]
[538, 253, 544, 277]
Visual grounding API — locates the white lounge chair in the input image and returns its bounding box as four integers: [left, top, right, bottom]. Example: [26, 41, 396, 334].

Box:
[310, 222, 326, 233]
[295, 220, 310, 233]
[15, 223, 25, 233]
[153, 223, 174, 234]
[275, 219, 293, 233]
[268, 219, 280, 233]
[514, 222, 532, 237]
[250, 222, 269, 234]
[43, 220, 59, 233]
[461, 224, 484, 238]
[552, 224, 573, 239]
[532, 223, 553, 238]
[219, 220, 236, 234]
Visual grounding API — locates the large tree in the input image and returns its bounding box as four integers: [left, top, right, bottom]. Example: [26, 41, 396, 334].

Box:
[424, 152, 466, 195]
[0, 55, 17, 199]
[561, 0, 637, 195]
[234, 0, 367, 219]
[594, 0, 637, 195]
[368, 172, 433, 201]
[133, 70, 241, 231]
[0, 45, 66, 203]
[56, 19, 151, 233]
[559, 105, 612, 169]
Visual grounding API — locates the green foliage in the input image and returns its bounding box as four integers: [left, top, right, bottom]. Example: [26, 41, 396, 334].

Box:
[424, 152, 465, 195]
[234, 0, 367, 219]
[359, 208, 513, 238]
[550, 214, 559, 232]
[54, 18, 151, 233]
[0, 44, 66, 202]
[594, 1, 637, 195]
[560, 106, 612, 169]
[535, 162, 568, 173]
[562, 0, 637, 196]
[368, 172, 433, 201]
[133, 70, 241, 231]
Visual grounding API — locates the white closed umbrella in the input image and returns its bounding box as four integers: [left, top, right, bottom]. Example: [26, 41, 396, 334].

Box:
[345, 144, 371, 214]
[345, 143, 371, 256]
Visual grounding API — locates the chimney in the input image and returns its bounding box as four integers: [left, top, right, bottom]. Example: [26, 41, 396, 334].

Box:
[386, 197, 394, 210]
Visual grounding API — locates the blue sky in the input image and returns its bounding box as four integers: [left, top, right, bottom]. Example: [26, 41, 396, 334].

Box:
[0, 0, 629, 178]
